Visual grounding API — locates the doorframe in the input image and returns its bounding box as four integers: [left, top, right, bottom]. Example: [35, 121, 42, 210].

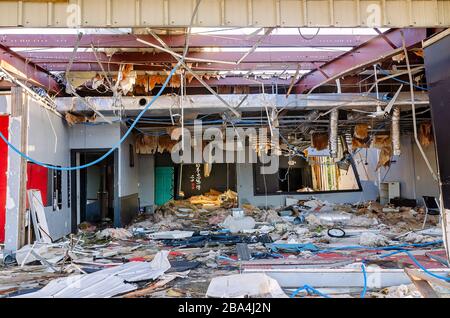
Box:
[70, 148, 118, 232]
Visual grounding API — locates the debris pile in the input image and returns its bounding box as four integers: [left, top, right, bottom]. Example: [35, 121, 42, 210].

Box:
[0, 196, 448, 299]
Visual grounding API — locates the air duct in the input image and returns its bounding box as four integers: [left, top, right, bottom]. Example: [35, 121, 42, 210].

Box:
[329, 109, 339, 158]
[392, 106, 401, 156]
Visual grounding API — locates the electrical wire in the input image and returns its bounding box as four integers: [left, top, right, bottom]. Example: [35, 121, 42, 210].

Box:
[376, 65, 428, 91]
[0, 62, 181, 171]
[297, 28, 321, 41]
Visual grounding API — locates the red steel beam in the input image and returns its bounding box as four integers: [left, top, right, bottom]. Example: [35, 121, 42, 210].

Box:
[0, 34, 374, 48]
[0, 44, 61, 93]
[37, 61, 321, 72]
[19, 50, 342, 64]
[293, 28, 428, 93]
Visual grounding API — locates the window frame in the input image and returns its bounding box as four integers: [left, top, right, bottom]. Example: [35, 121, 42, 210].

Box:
[252, 157, 363, 196]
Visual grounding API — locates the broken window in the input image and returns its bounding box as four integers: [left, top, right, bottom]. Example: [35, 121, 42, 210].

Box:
[253, 154, 361, 195]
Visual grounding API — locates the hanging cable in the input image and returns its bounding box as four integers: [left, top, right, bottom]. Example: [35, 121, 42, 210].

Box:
[297, 28, 321, 41]
[0, 62, 181, 171]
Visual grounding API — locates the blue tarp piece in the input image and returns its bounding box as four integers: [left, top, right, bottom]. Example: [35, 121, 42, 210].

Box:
[268, 243, 319, 253]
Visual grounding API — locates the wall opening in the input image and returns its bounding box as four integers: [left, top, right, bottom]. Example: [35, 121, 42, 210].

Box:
[70, 149, 117, 230]
[253, 155, 362, 195]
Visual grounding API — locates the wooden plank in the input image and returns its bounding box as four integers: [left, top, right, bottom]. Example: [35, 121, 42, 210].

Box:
[404, 268, 440, 298]
[122, 275, 177, 298]
[404, 268, 450, 291]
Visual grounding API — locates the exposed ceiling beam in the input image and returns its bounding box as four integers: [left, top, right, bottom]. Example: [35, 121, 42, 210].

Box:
[18, 50, 342, 65]
[55, 93, 430, 114]
[0, 43, 61, 93]
[293, 28, 428, 94]
[37, 62, 321, 72]
[0, 34, 374, 48]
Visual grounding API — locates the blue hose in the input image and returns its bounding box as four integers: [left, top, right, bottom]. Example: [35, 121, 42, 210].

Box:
[376, 65, 428, 91]
[360, 263, 367, 298]
[290, 284, 331, 298]
[0, 62, 181, 171]
[315, 240, 443, 254]
[316, 240, 450, 283]
[398, 250, 450, 282]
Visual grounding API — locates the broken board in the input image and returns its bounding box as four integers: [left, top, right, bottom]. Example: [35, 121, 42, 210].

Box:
[27, 190, 52, 243]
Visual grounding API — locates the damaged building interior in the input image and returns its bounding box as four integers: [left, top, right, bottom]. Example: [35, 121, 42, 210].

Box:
[1, 0, 450, 299]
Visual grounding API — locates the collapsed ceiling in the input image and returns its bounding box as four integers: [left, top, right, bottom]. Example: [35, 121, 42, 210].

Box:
[0, 27, 441, 165]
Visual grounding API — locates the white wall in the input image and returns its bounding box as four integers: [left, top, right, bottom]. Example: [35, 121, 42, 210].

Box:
[378, 135, 416, 199]
[138, 154, 155, 208]
[0, 94, 10, 114]
[118, 128, 139, 197]
[69, 122, 120, 149]
[5, 117, 21, 252]
[27, 102, 71, 240]
[412, 138, 440, 202]
[86, 165, 101, 199]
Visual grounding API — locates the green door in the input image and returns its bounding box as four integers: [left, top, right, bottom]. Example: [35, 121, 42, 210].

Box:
[155, 167, 174, 206]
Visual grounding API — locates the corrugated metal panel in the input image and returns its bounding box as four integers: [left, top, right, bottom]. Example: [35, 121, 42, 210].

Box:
[279, 0, 305, 26]
[0, 0, 448, 27]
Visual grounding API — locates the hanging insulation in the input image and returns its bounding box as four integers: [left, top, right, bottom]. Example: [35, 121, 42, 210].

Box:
[311, 132, 329, 151]
[372, 134, 393, 171]
[157, 135, 178, 154]
[392, 106, 401, 156]
[352, 124, 370, 149]
[329, 109, 339, 158]
[65, 112, 97, 127]
[419, 122, 434, 147]
[135, 135, 158, 154]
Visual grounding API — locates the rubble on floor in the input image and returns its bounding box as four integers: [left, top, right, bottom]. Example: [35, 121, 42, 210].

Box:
[1, 196, 449, 298]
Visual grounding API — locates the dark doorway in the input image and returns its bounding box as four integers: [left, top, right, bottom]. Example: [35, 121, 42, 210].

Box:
[70, 149, 118, 232]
